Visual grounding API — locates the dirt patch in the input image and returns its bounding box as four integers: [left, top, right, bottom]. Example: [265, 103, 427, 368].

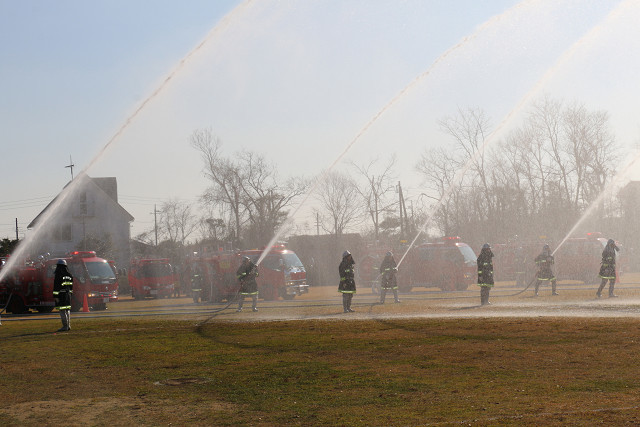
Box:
[1, 396, 237, 426]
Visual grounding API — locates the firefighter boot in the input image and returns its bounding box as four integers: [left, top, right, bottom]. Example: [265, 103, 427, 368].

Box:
[237, 297, 244, 312]
[380, 289, 386, 304]
[596, 279, 607, 298]
[552, 281, 559, 296]
[534, 281, 540, 297]
[393, 289, 400, 303]
[480, 287, 489, 305]
[343, 294, 349, 313]
[609, 280, 618, 298]
[252, 295, 258, 312]
[347, 294, 355, 312]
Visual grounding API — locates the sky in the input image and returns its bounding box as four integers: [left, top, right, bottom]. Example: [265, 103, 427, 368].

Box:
[1, 0, 639, 242]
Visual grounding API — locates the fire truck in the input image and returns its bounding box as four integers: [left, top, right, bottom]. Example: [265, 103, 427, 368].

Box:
[183, 245, 308, 302]
[363, 237, 476, 293]
[397, 237, 477, 292]
[554, 233, 626, 284]
[0, 250, 118, 313]
[358, 245, 393, 294]
[128, 258, 176, 299]
[0, 259, 54, 314]
[241, 245, 309, 300]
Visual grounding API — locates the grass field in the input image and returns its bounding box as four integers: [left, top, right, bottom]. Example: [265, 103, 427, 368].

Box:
[3, 308, 640, 425]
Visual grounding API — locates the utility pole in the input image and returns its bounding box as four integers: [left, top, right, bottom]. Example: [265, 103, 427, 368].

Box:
[65, 155, 75, 180]
[152, 204, 161, 246]
[316, 212, 320, 236]
[15, 218, 19, 240]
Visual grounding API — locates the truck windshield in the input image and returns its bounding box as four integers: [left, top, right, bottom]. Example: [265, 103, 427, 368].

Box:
[260, 253, 304, 271]
[457, 245, 477, 264]
[282, 253, 304, 269]
[140, 263, 172, 278]
[85, 261, 116, 282]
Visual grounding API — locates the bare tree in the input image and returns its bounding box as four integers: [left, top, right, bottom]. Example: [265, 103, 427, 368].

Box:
[191, 128, 308, 247]
[191, 128, 246, 245]
[350, 156, 397, 240]
[314, 170, 363, 237]
[158, 199, 199, 245]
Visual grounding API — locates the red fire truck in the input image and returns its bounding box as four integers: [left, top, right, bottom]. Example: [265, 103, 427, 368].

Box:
[241, 245, 309, 300]
[128, 258, 176, 300]
[0, 250, 118, 313]
[397, 237, 477, 292]
[362, 237, 476, 293]
[183, 245, 308, 302]
[554, 233, 626, 284]
[0, 259, 54, 314]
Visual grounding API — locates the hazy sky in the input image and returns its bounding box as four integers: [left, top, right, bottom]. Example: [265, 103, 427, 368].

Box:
[1, 0, 639, 241]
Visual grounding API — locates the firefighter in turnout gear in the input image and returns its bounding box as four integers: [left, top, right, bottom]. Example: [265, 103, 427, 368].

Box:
[237, 256, 259, 312]
[53, 259, 73, 332]
[191, 264, 204, 303]
[534, 244, 558, 296]
[339, 251, 356, 313]
[596, 239, 619, 298]
[379, 251, 400, 304]
[477, 243, 494, 306]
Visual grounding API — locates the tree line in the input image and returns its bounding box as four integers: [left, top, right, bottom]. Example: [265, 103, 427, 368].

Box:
[138, 95, 625, 252]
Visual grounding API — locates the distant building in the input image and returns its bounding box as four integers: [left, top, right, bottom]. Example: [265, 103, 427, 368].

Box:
[28, 174, 134, 268]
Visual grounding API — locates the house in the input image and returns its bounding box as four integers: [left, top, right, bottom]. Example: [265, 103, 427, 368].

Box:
[28, 174, 134, 268]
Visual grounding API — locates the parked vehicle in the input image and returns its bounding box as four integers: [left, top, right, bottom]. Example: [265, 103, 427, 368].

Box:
[183, 245, 308, 303]
[0, 250, 118, 313]
[362, 237, 476, 293]
[128, 258, 176, 300]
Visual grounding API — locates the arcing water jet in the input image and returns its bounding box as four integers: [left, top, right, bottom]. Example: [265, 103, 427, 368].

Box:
[0, 1, 254, 284]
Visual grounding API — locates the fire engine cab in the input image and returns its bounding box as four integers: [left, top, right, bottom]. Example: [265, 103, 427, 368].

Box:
[128, 258, 176, 299]
[554, 232, 625, 284]
[398, 236, 477, 292]
[61, 251, 119, 310]
[241, 245, 309, 300]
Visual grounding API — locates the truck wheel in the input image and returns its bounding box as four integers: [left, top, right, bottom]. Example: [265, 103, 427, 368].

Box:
[133, 291, 143, 301]
[36, 306, 54, 313]
[8, 296, 26, 314]
[93, 303, 107, 311]
[262, 284, 277, 301]
[282, 293, 295, 300]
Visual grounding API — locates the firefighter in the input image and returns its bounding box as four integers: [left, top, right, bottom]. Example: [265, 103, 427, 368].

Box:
[514, 245, 527, 288]
[53, 259, 73, 332]
[237, 256, 259, 312]
[339, 250, 356, 313]
[534, 244, 558, 296]
[477, 243, 494, 306]
[379, 251, 400, 304]
[191, 264, 204, 303]
[596, 239, 619, 298]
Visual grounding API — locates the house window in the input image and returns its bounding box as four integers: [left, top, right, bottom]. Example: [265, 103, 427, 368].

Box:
[79, 192, 87, 215]
[52, 224, 72, 242]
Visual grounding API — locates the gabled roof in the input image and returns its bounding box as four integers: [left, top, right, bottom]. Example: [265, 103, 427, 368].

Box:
[28, 174, 134, 229]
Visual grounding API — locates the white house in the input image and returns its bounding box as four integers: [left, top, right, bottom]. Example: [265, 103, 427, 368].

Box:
[28, 174, 134, 268]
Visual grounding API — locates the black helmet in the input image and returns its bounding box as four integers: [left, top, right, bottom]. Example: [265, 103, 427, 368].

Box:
[607, 239, 615, 246]
[342, 250, 351, 258]
[482, 243, 490, 250]
[543, 244, 550, 251]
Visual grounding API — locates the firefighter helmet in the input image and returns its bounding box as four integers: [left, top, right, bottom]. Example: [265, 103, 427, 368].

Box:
[543, 244, 550, 251]
[57, 259, 67, 265]
[386, 251, 393, 257]
[482, 243, 491, 250]
[342, 250, 351, 258]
